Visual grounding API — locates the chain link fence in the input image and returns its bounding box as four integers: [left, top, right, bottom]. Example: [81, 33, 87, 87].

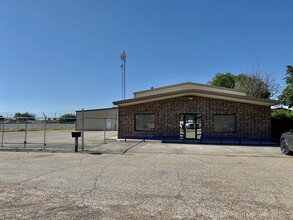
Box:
[0, 115, 118, 152]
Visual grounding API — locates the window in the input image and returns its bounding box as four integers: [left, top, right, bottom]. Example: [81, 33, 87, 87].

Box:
[213, 115, 236, 133]
[135, 114, 155, 131]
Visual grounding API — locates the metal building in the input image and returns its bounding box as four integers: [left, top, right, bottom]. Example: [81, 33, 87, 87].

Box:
[76, 107, 118, 131]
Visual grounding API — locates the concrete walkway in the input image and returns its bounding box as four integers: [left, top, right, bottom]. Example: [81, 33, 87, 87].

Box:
[93, 140, 283, 157]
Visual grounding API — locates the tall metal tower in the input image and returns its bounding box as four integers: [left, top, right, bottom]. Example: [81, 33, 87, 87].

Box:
[120, 51, 127, 100]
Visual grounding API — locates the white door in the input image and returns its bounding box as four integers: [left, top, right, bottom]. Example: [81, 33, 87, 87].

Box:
[106, 119, 111, 130]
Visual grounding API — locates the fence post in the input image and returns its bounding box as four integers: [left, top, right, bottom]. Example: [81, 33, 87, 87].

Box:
[104, 118, 106, 144]
[24, 117, 28, 148]
[116, 114, 118, 131]
[81, 108, 84, 151]
[43, 113, 47, 150]
[104, 114, 109, 144]
[1, 122, 4, 147]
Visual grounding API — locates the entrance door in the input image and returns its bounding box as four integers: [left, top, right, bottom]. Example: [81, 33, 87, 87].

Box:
[106, 119, 112, 130]
[179, 114, 202, 140]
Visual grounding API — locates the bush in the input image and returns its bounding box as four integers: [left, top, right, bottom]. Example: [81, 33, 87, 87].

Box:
[271, 108, 293, 138]
[58, 113, 76, 123]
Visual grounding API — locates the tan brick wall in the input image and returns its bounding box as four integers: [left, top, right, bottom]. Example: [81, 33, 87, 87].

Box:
[118, 96, 271, 139]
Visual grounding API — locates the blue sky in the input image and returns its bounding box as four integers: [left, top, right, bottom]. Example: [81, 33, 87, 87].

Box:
[1, 0, 292, 117]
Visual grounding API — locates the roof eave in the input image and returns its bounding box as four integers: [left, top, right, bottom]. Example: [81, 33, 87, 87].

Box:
[113, 90, 279, 107]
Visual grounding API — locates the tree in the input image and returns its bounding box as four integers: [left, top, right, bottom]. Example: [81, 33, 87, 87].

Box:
[58, 113, 76, 123]
[208, 65, 280, 99]
[208, 73, 236, 88]
[0, 115, 4, 121]
[241, 64, 280, 99]
[14, 113, 36, 120]
[278, 65, 293, 108]
[234, 74, 270, 98]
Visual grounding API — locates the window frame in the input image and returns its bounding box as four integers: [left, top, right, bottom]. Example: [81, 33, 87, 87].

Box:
[134, 114, 155, 132]
[213, 114, 236, 133]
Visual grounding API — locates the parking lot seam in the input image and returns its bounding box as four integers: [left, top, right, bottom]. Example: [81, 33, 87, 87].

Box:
[122, 141, 144, 154]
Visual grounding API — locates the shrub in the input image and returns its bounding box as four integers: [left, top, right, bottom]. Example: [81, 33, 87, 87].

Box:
[271, 108, 293, 138]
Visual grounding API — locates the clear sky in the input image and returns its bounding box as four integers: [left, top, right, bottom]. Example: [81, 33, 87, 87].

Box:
[1, 0, 292, 117]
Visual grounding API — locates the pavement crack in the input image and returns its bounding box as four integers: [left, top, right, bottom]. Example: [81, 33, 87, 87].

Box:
[78, 154, 89, 165]
[16, 165, 74, 185]
[79, 167, 105, 206]
[122, 141, 143, 154]
[16, 154, 90, 185]
[176, 172, 197, 215]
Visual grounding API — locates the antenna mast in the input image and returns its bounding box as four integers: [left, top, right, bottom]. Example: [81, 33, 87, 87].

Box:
[120, 51, 127, 100]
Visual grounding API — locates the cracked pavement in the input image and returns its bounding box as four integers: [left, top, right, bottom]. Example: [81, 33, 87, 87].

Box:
[0, 146, 293, 219]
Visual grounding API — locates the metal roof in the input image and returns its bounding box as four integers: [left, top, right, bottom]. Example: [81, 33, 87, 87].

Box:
[113, 82, 279, 107]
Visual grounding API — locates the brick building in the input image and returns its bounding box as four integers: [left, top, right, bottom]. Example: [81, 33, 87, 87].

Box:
[113, 82, 279, 140]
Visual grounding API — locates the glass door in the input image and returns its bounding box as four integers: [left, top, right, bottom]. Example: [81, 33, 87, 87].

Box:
[179, 113, 202, 140]
[185, 114, 196, 139]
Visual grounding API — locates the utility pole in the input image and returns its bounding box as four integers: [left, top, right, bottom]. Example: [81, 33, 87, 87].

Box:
[120, 51, 127, 100]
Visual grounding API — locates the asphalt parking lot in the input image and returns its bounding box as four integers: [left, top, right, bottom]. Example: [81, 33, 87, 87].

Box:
[0, 130, 117, 151]
[1, 139, 293, 220]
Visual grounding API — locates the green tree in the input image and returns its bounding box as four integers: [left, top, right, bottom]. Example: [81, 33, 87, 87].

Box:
[208, 66, 279, 99]
[208, 72, 236, 88]
[14, 112, 36, 120]
[278, 65, 293, 108]
[58, 113, 76, 123]
[0, 115, 4, 121]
